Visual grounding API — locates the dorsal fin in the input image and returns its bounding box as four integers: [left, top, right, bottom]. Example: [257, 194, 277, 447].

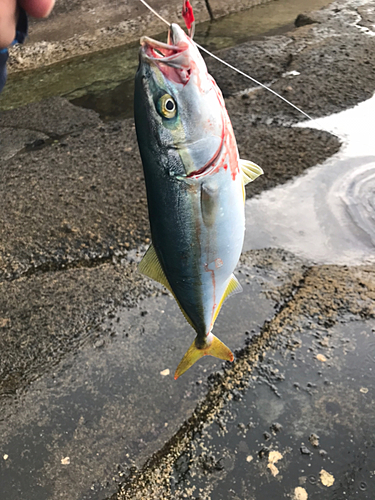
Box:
[138, 244, 196, 329]
[138, 243, 171, 291]
[212, 274, 243, 325]
[240, 159, 264, 185]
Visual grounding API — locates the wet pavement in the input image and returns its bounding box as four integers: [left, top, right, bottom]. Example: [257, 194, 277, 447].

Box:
[118, 266, 375, 499]
[0, 249, 304, 500]
[0, 0, 375, 499]
[244, 94, 375, 264]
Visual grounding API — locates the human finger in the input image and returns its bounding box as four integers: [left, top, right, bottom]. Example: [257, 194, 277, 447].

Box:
[0, 0, 18, 48]
[18, 0, 55, 18]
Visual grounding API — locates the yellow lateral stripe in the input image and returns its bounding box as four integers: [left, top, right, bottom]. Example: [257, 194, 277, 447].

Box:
[174, 295, 196, 329]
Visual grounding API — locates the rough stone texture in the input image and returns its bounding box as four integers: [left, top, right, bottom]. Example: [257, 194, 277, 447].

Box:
[8, 0, 273, 72]
[33, 0, 271, 42]
[0, 97, 101, 137]
[0, 99, 340, 283]
[0, 1, 374, 499]
[0, 117, 150, 282]
[233, 125, 340, 198]
[357, 3, 375, 29]
[294, 13, 319, 27]
[29, 0, 268, 42]
[207, 3, 375, 121]
[0, 0, 369, 401]
[0, 261, 152, 398]
[0, 127, 49, 161]
[0, 248, 301, 500]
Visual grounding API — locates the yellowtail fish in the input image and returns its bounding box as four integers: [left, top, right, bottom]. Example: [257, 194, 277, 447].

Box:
[134, 22, 263, 379]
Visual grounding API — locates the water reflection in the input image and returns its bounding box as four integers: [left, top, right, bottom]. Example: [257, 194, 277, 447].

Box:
[244, 93, 375, 264]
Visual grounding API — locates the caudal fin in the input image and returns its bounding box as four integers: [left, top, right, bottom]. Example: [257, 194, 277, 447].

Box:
[174, 334, 234, 380]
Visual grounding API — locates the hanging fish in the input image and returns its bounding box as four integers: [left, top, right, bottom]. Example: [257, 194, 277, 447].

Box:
[134, 21, 263, 379]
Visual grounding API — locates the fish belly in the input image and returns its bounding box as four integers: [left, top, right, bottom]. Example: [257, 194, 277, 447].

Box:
[147, 164, 244, 337]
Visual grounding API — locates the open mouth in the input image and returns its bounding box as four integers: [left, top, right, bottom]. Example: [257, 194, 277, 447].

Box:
[140, 26, 189, 65]
[140, 36, 179, 60]
[140, 27, 192, 84]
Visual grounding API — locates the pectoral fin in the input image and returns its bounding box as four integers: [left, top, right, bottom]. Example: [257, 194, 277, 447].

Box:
[240, 159, 263, 185]
[201, 182, 219, 227]
[174, 333, 234, 379]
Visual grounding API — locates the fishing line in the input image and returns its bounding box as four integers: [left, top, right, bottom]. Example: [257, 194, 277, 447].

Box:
[195, 44, 312, 120]
[137, 0, 312, 121]
[138, 0, 170, 26]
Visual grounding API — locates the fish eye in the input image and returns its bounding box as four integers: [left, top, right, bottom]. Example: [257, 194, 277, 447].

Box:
[165, 99, 174, 111]
[157, 94, 177, 119]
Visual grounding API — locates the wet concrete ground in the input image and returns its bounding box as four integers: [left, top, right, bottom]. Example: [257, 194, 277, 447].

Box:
[0, 249, 304, 500]
[0, 0, 375, 499]
[115, 263, 375, 499]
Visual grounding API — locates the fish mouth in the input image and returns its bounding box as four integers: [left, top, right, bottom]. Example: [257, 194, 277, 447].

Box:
[140, 24, 189, 62]
[140, 24, 192, 83]
[140, 36, 181, 61]
[140, 37, 186, 61]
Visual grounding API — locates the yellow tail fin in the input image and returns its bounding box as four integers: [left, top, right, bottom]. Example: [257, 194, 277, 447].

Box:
[174, 333, 234, 380]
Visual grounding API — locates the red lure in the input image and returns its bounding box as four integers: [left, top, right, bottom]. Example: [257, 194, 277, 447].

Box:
[182, 0, 195, 30]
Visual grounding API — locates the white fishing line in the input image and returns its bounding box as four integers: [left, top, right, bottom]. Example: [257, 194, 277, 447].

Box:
[137, 0, 312, 121]
[195, 43, 312, 121]
[138, 0, 170, 26]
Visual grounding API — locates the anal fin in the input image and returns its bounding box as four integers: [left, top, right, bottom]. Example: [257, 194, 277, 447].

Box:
[212, 274, 242, 325]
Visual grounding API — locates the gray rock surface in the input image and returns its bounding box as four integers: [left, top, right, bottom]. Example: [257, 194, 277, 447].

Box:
[116, 263, 375, 499]
[0, 127, 49, 161]
[0, 98, 339, 283]
[0, 1, 374, 499]
[0, 97, 101, 137]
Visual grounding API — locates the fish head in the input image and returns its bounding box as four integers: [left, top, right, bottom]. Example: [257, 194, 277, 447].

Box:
[134, 23, 225, 177]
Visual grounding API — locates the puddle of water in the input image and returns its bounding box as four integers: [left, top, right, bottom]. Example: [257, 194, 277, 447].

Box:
[0, 0, 333, 118]
[244, 93, 375, 265]
[0, 42, 140, 116]
[169, 319, 375, 499]
[193, 0, 333, 52]
[0, 262, 276, 500]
